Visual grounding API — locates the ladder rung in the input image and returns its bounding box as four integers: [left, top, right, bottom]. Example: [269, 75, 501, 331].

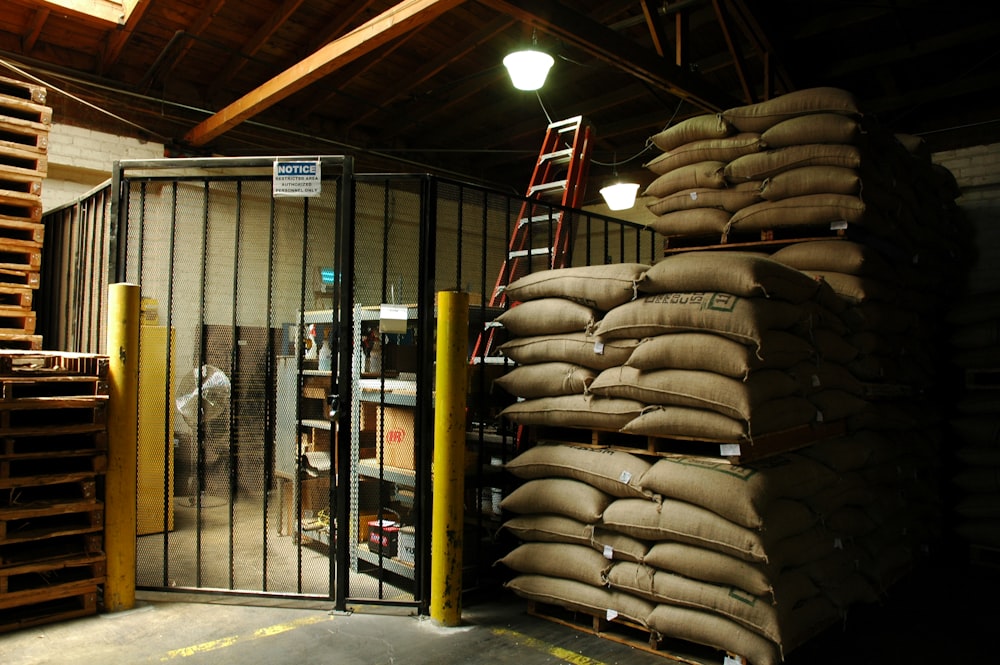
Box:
[539, 148, 574, 165]
[528, 180, 568, 197]
[508, 247, 552, 260]
[518, 212, 563, 228]
[471, 356, 515, 365]
[549, 116, 583, 133]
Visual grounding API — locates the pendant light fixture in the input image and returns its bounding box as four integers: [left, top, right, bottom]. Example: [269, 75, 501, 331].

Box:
[599, 153, 639, 211]
[503, 29, 554, 91]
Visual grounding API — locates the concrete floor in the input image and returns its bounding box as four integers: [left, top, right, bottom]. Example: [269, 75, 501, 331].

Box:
[1, 556, 997, 665]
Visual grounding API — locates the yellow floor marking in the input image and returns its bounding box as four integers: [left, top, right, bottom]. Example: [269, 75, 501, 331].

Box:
[491, 627, 611, 665]
[160, 614, 331, 661]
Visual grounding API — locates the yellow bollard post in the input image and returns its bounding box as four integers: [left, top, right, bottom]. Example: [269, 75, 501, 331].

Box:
[104, 283, 140, 612]
[430, 290, 469, 626]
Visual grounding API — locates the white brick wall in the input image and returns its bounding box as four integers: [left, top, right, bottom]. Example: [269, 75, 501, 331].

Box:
[42, 123, 164, 211]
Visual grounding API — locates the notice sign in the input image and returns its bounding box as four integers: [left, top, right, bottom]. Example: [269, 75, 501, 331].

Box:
[273, 159, 321, 197]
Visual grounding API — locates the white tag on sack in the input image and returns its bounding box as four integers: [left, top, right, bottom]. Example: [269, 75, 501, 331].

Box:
[605, 609, 618, 621]
[830, 220, 848, 230]
[619, 470, 633, 484]
[724, 656, 746, 665]
[603, 545, 614, 560]
[593, 340, 605, 355]
[811, 374, 821, 388]
[689, 191, 699, 201]
[719, 444, 741, 456]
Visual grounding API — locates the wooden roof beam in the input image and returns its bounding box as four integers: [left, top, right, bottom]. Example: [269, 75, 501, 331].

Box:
[184, 0, 467, 147]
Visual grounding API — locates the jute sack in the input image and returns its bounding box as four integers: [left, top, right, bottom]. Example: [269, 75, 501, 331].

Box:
[767, 527, 837, 570]
[504, 575, 655, 628]
[588, 366, 799, 422]
[606, 562, 782, 644]
[621, 397, 817, 442]
[625, 329, 814, 378]
[808, 270, 894, 304]
[809, 328, 858, 363]
[504, 444, 652, 499]
[650, 114, 733, 151]
[788, 359, 864, 395]
[498, 332, 639, 370]
[646, 602, 781, 665]
[494, 298, 598, 335]
[496, 542, 612, 587]
[637, 454, 836, 529]
[590, 527, 650, 563]
[769, 239, 895, 278]
[644, 133, 762, 175]
[760, 112, 864, 148]
[500, 477, 612, 523]
[797, 431, 880, 472]
[725, 194, 871, 234]
[724, 143, 862, 182]
[721, 86, 861, 134]
[503, 263, 648, 311]
[500, 514, 593, 546]
[645, 185, 762, 216]
[601, 497, 772, 562]
[642, 160, 727, 198]
[643, 541, 774, 598]
[593, 292, 806, 349]
[499, 394, 645, 431]
[638, 251, 820, 303]
[809, 389, 870, 422]
[493, 362, 596, 399]
[647, 208, 732, 238]
[759, 165, 861, 201]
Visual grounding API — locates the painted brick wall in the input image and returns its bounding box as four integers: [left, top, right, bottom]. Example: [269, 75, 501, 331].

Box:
[42, 122, 164, 211]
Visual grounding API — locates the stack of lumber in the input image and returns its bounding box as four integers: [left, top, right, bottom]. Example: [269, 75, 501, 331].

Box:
[0, 351, 109, 632]
[0, 75, 50, 351]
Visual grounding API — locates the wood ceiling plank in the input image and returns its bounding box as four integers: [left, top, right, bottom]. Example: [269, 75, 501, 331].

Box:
[21, 8, 49, 53]
[183, 0, 468, 146]
[101, 0, 152, 70]
[214, 0, 308, 86]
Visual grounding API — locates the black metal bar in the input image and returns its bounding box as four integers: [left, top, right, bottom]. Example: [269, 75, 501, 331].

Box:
[228, 180, 242, 590]
[335, 158, 356, 612]
[158, 179, 179, 588]
[109, 161, 125, 284]
[295, 196, 310, 596]
[196, 180, 209, 589]
[262, 190, 277, 594]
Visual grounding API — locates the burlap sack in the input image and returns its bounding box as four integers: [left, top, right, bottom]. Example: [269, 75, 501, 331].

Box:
[647, 208, 732, 238]
[809, 328, 859, 363]
[646, 602, 781, 665]
[809, 389, 870, 422]
[504, 575, 655, 628]
[769, 239, 895, 278]
[642, 160, 727, 198]
[650, 114, 733, 151]
[759, 165, 861, 201]
[499, 394, 645, 431]
[625, 329, 814, 377]
[644, 133, 762, 175]
[638, 251, 820, 303]
[606, 562, 782, 644]
[788, 359, 864, 395]
[498, 332, 639, 370]
[644, 541, 774, 598]
[588, 366, 799, 422]
[500, 514, 594, 546]
[494, 298, 598, 335]
[726, 194, 870, 234]
[500, 477, 612, 523]
[808, 270, 894, 304]
[593, 292, 806, 349]
[504, 443, 652, 499]
[621, 397, 817, 441]
[725, 143, 862, 182]
[638, 454, 836, 529]
[503, 263, 649, 311]
[646, 181, 762, 216]
[590, 527, 650, 563]
[601, 497, 770, 562]
[721, 86, 861, 134]
[492, 362, 596, 399]
[760, 113, 863, 148]
[496, 542, 612, 587]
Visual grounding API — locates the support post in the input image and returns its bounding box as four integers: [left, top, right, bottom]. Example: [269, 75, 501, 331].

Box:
[104, 283, 140, 612]
[430, 290, 469, 626]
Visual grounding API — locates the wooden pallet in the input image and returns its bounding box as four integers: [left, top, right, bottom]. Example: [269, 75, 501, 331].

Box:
[0, 583, 98, 633]
[0, 551, 105, 599]
[0, 144, 48, 179]
[0, 452, 106, 490]
[0, 531, 103, 566]
[0, 189, 42, 223]
[0, 76, 47, 106]
[0, 306, 35, 335]
[0, 240, 42, 273]
[0, 333, 42, 350]
[0, 266, 39, 289]
[0, 285, 32, 309]
[527, 600, 729, 665]
[0, 350, 108, 378]
[0, 115, 50, 154]
[0, 497, 104, 543]
[0, 167, 44, 197]
[527, 420, 846, 465]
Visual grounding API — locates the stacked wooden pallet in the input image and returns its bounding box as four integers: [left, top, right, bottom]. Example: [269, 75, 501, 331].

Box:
[0, 350, 109, 632]
[0, 75, 50, 351]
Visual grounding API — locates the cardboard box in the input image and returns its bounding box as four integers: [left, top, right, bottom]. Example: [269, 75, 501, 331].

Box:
[398, 526, 415, 564]
[364, 404, 415, 471]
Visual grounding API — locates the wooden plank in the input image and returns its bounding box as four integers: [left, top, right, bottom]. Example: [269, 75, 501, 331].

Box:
[184, 0, 468, 145]
[0, 309, 35, 335]
[0, 333, 42, 351]
[0, 115, 49, 153]
[0, 240, 42, 272]
[0, 144, 47, 179]
[0, 497, 103, 543]
[0, 585, 98, 633]
[0, 267, 39, 289]
[0, 350, 109, 377]
[0, 459, 105, 490]
[0, 190, 42, 224]
[0, 75, 47, 105]
[0, 532, 103, 566]
[0, 552, 105, 603]
[2, 429, 108, 457]
[0, 285, 33, 309]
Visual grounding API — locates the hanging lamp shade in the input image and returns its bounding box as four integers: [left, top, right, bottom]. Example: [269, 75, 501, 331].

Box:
[600, 182, 640, 211]
[503, 49, 555, 91]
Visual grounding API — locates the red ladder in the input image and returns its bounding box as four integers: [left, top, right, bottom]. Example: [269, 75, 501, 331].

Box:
[472, 116, 594, 360]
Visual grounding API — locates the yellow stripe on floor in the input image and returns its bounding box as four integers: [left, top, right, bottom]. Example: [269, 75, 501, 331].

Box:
[491, 627, 611, 665]
[160, 614, 331, 661]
